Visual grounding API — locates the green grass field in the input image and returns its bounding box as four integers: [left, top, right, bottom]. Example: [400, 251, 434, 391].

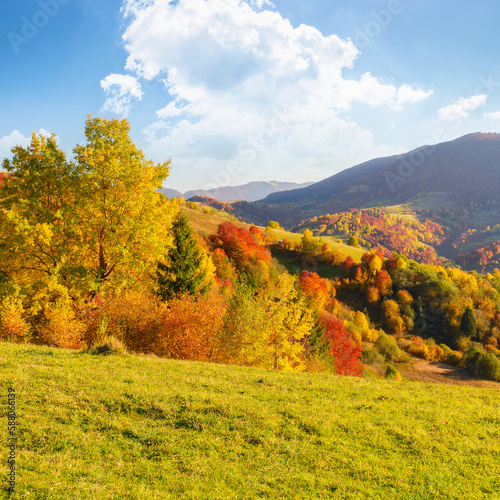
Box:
[1, 343, 500, 499]
[268, 229, 366, 262]
[270, 247, 344, 279]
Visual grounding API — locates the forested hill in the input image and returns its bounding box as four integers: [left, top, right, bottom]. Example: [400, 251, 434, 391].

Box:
[263, 133, 500, 211]
[191, 133, 500, 272]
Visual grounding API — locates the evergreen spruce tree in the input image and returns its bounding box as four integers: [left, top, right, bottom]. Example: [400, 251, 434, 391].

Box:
[156, 213, 208, 300]
[460, 306, 477, 340]
[308, 315, 334, 369]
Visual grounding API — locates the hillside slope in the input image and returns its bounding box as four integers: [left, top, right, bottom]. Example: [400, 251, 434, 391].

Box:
[180, 203, 366, 264]
[2, 343, 500, 499]
[264, 133, 500, 214]
[265, 154, 405, 204]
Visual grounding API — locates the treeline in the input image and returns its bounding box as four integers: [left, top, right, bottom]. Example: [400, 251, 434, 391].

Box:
[293, 208, 447, 265]
[418, 204, 500, 272]
[273, 231, 500, 381]
[292, 204, 500, 274]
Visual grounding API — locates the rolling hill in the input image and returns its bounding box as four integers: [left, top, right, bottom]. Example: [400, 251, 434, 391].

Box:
[163, 134, 500, 272]
[200, 133, 500, 272]
[159, 187, 183, 198]
[180, 203, 366, 277]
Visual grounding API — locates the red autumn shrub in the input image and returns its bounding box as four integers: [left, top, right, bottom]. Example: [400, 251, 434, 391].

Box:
[210, 222, 270, 269]
[155, 292, 226, 361]
[319, 311, 363, 376]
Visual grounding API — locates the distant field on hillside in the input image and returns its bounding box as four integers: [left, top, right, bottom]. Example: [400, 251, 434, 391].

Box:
[269, 247, 344, 279]
[2, 343, 499, 499]
[180, 205, 248, 236]
[269, 228, 366, 261]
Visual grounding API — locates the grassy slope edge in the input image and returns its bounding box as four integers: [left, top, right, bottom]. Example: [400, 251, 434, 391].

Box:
[1, 343, 499, 499]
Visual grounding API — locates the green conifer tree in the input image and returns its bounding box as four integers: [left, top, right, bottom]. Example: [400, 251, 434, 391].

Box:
[156, 213, 208, 300]
[460, 306, 477, 340]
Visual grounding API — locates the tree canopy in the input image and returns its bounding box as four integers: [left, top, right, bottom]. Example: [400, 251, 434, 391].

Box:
[0, 116, 175, 313]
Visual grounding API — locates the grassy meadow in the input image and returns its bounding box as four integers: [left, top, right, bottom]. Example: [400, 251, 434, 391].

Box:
[180, 205, 244, 237]
[1, 343, 500, 499]
[269, 247, 344, 280]
[267, 228, 366, 262]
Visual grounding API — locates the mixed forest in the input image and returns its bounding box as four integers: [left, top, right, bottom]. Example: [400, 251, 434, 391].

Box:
[2, 117, 500, 383]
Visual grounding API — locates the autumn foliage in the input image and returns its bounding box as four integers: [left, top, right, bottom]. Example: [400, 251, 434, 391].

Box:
[299, 271, 331, 310]
[295, 208, 447, 264]
[156, 293, 226, 361]
[7, 117, 500, 383]
[210, 222, 271, 269]
[319, 312, 363, 376]
[0, 296, 30, 343]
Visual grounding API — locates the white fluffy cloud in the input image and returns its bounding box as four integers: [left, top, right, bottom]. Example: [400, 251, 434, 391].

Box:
[396, 84, 434, 110]
[101, 74, 143, 117]
[484, 111, 500, 119]
[110, 0, 432, 189]
[0, 129, 52, 162]
[438, 94, 487, 121]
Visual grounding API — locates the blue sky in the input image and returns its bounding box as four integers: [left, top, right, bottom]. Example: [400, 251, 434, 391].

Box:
[2, 0, 500, 192]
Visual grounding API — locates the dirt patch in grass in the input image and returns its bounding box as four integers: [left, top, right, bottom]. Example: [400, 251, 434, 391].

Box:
[401, 356, 500, 388]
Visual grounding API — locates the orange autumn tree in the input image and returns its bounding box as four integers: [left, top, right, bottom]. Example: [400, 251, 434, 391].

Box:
[374, 270, 392, 297]
[210, 222, 271, 269]
[156, 292, 226, 361]
[299, 270, 332, 310]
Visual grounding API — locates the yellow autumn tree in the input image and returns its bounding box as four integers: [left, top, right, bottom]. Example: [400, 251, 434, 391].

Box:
[260, 273, 315, 372]
[382, 299, 405, 336]
[0, 117, 176, 319]
[216, 282, 271, 367]
[73, 115, 176, 294]
[0, 132, 82, 311]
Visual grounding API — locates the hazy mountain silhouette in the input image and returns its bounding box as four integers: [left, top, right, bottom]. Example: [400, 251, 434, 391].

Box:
[264, 133, 500, 211]
[161, 180, 313, 203]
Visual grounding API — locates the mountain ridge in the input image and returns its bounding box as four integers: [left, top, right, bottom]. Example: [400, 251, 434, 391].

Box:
[159, 180, 314, 203]
[263, 132, 500, 210]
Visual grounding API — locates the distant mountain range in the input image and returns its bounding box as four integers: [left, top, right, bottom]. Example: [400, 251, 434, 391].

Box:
[263, 133, 500, 211]
[159, 180, 313, 203]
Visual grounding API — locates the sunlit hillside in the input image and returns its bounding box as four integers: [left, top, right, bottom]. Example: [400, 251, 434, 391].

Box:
[2, 343, 499, 499]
